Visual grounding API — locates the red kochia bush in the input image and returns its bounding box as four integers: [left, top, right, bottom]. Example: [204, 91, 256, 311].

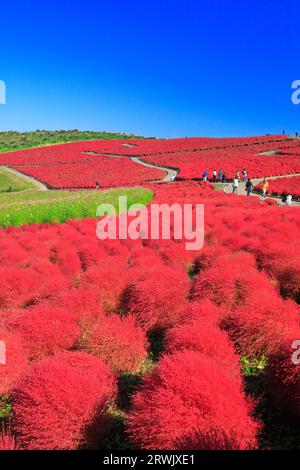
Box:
[75, 240, 107, 271]
[12, 352, 116, 450]
[191, 252, 274, 314]
[165, 320, 241, 384]
[85, 314, 148, 372]
[0, 328, 27, 395]
[5, 306, 81, 361]
[0, 425, 18, 450]
[267, 333, 300, 417]
[49, 242, 81, 278]
[126, 350, 260, 450]
[0, 268, 41, 309]
[128, 247, 164, 268]
[81, 256, 129, 312]
[226, 293, 300, 357]
[54, 287, 104, 326]
[180, 300, 223, 327]
[122, 266, 190, 332]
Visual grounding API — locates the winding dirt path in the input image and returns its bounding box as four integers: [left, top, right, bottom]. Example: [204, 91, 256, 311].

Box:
[223, 173, 300, 206]
[1, 166, 49, 191]
[82, 152, 179, 182]
[130, 157, 178, 182]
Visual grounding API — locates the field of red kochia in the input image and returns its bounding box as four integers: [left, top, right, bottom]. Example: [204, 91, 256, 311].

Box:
[0, 180, 299, 450]
[1, 135, 300, 188]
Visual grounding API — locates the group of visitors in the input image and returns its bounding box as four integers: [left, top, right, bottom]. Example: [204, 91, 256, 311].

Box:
[203, 169, 227, 183]
[203, 168, 250, 184]
[232, 173, 268, 198]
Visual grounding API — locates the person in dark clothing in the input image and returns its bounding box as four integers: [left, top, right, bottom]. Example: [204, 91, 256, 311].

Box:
[245, 178, 254, 197]
[95, 181, 100, 189]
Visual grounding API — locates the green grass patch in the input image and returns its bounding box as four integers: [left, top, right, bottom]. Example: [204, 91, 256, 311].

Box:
[0, 187, 153, 228]
[0, 168, 36, 193]
[0, 130, 147, 153]
[0, 396, 12, 420]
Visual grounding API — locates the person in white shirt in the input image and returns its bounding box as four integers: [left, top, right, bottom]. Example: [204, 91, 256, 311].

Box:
[286, 194, 292, 205]
[232, 178, 239, 194]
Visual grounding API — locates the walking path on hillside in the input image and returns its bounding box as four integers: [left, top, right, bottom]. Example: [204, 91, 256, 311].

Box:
[82, 152, 179, 182]
[131, 156, 178, 182]
[223, 173, 300, 206]
[1, 166, 49, 191]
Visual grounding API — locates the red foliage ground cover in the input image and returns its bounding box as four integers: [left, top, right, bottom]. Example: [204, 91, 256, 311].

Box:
[0, 135, 297, 188]
[142, 146, 300, 180]
[0, 179, 299, 449]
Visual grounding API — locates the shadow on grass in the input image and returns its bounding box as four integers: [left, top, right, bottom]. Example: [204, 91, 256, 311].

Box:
[245, 373, 300, 450]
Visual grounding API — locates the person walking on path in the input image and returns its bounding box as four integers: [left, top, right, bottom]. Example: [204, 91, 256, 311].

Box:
[218, 169, 223, 183]
[232, 177, 239, 194]
[202, 171, 209, 182]
[245, 178, 254, 197]
[213, 169, 217, 182]
[242, 169, 247, 183]
[262, 178, 269, 198]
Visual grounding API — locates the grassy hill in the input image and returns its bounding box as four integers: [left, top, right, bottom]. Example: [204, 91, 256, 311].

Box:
[0, 130, 147, 153]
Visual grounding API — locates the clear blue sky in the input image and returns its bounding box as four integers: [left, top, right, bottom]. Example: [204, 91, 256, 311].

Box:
[0, 0, 299, 138]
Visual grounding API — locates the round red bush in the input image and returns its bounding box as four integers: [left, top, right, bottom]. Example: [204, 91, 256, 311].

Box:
[5, 306, 81, 361]
[121, 266, 190, 332]
[180, 300, 223, 327]
[49, 241, 81, 278]
[226, 294, 300, 357]
[12, 351, 117, 450]
[0, 328, 27, 395]
[126, 350, 260, 450]
[165, 320, 241, 383]
[85, 314, 148, 372]
[81, 256, 129, 312]
[53, 286, 104, 327]
[0, 267, 41, 309]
